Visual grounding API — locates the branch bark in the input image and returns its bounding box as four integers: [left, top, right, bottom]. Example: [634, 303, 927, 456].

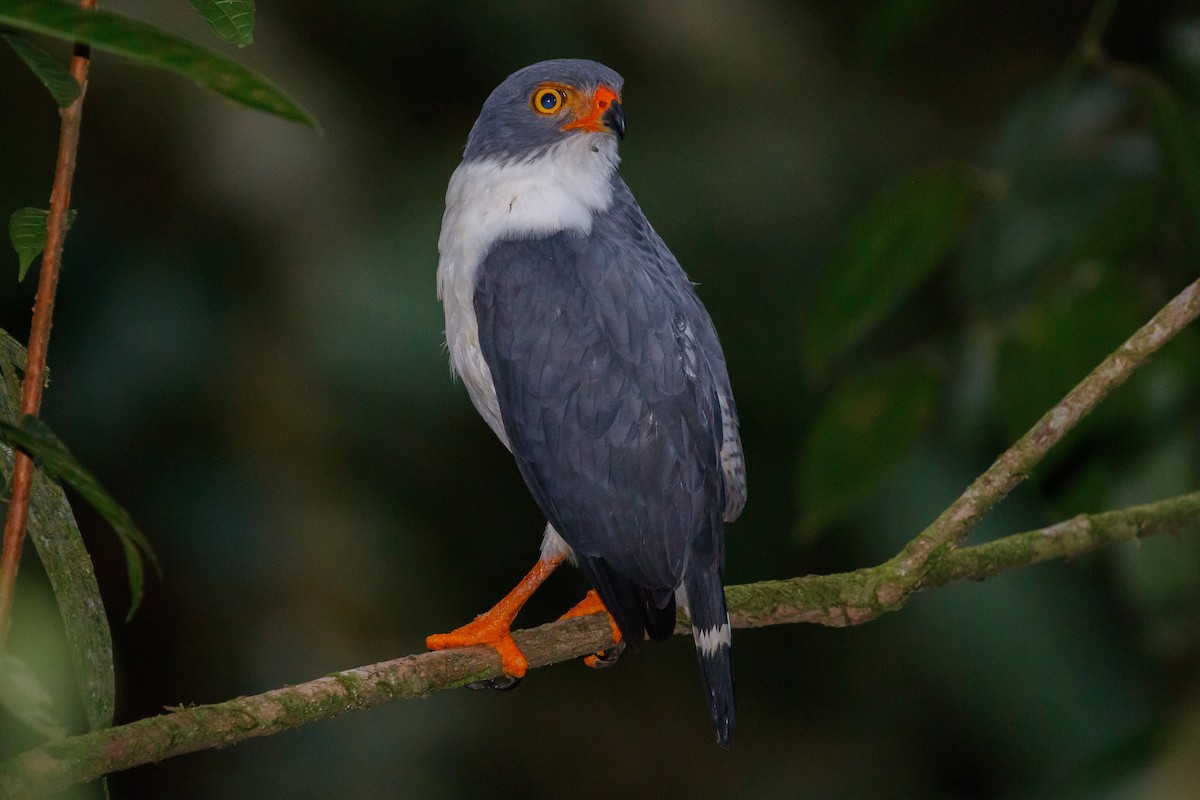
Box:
[0, 0, 96, 647]
[875, 276, 1200, 608]
[725, 491, 1200, 629]
[0, 271, 1195, 796]
[0, 491, 1196, 798]
[0, 4, 1191, 797]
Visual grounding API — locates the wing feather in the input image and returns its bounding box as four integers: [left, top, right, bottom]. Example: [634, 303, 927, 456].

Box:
[474, 177, 743, 602]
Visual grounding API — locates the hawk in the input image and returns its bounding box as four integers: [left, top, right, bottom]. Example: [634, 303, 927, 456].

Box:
[427, 59, 745, 747]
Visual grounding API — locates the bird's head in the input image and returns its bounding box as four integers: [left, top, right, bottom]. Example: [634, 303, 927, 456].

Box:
[463, 59, 625, 164]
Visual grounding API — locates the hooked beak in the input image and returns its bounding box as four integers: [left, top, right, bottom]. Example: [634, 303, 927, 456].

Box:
[563, 85, 624, 140]
[602, 100, 625, 140]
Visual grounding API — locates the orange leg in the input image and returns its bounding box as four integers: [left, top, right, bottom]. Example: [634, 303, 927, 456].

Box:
[426, 555, 565, 678]
[558, 589, 623, 668]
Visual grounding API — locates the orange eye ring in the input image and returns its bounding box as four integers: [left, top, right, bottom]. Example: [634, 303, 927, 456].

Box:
[532, 87, 565, 115]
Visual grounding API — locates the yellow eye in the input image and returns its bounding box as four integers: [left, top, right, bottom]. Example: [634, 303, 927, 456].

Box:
[532, 87, 565, 115]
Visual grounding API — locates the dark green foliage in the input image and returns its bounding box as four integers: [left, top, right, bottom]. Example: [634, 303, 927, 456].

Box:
[0, 414, 160, 621]
[799, 354, 941, 536]
[1, 32, 78, 106]
[1, 332, 114, 735]
[860, 0, 949, 60]
[188, 0, 255, 47]
[8, 207, 75, 281]
[0, 0, 311, 125]
[1119, 65, 1200, 247]
[0, 0, 308, 750]
[1, 1, 1198, 796]
[805, 165, 978, 378]
[0, 654, 66, 740]
[801, 33, 1200, 535]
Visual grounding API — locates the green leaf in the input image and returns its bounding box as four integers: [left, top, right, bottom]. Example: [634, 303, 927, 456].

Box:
[805, 165, 978, 379]
[26, 466, 117, 731]
[861, 0, 947, 60]
[1116, 64, 1200, 245]
[0, 414, 161, 621]
[994, 270, 1143, 446]
[0, 654, 68, 739]
[0, 327, 27, 403]
[0, 335, 115, 732]
[188, 0, 255, 47]
[0, 0, 314, 127]
[2, 31, 80, 106]
[9, 207, 77, 281]
[954, 80, 1167, 307]
[798, 355, 941, 536]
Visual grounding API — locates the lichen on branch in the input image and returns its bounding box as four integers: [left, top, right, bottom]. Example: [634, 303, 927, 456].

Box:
[1, 490, 1198, 798]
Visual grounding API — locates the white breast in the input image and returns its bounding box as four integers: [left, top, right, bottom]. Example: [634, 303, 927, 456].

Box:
[436, 134, 619, 448]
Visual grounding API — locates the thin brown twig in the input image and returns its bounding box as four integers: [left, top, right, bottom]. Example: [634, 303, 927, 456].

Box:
[873, 276, 1200, 609]
[0, 490, 1196, 798]
[0, 0, 96, 647]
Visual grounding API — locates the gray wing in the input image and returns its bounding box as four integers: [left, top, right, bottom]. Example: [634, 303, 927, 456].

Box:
[474, 204, 727, 592]
[640, 217, 746, 522]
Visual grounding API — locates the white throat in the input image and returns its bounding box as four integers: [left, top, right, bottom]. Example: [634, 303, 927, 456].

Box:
[437, 133, 620, 446]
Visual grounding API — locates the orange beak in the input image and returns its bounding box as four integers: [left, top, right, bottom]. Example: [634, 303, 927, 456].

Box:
[563, 85, 624, 139]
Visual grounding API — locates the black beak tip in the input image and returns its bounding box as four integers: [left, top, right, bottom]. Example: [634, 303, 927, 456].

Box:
[603, 101, 625, 141]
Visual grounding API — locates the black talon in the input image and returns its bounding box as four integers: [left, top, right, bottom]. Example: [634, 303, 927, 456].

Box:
[587, 639, 627, 669]
[466, 674, 523, 691]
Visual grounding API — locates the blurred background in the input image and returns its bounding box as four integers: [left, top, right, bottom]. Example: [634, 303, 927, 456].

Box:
[3, 0, 1200, 797]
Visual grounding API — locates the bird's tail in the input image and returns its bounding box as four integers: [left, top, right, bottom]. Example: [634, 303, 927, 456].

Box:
[683, 551, 735, 749]
[577, 555, 676, 650]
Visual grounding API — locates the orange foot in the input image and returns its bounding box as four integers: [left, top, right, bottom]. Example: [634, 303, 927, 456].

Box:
[426, 612, 529, 678]
[426, 556, 565, 685]
[558, 589, 624, 668]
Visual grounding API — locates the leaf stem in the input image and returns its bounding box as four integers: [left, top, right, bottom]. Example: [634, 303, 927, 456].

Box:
[0, 0, 95, 648]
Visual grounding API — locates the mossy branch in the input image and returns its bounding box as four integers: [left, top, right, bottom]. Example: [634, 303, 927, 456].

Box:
[0, 275, 1195, 797]
[878, 276, 1199, 605]
[1, 491, 1197, 798]
[0, 276, 1197, 797]
[725, 490, 1200, 629]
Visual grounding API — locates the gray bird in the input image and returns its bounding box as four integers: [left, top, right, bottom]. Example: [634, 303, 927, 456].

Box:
[427, 58, 745, 748]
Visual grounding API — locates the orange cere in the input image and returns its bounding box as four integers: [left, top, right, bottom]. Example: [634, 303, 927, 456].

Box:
[563, 85, 621, 134]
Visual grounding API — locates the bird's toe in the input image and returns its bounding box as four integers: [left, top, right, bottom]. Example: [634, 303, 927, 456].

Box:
[583, 639, 626, 669]
[466, 674, 523, 691]
[426, 616, 530, 680]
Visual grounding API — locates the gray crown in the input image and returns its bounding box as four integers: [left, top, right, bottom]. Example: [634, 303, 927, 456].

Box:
[463, 59, 624, 163]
